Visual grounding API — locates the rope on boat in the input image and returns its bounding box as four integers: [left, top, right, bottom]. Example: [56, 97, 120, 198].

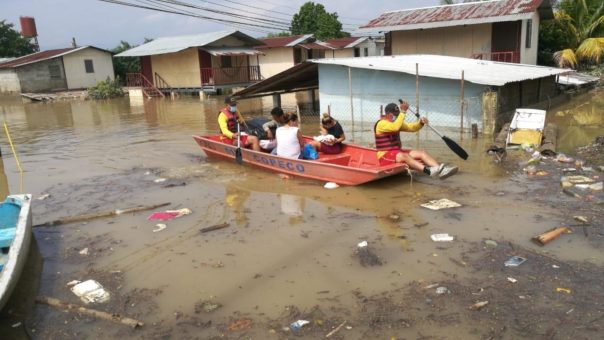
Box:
[3, 121, 24, 192]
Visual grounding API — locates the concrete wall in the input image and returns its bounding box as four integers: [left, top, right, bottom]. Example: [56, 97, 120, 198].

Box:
[0, 69, 21, 93]
[257, 47, 294, 78]
[331, 49, 355, 58]
[391, 24, 491, 58]
[151, 48, 200, 87]
[317, 64, 488, 128]
[16, 58, 68, 93]
[519, 13, 540, 65]
[63, 48, 114, 89]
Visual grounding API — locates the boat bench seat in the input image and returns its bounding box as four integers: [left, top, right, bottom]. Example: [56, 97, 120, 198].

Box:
[0, 227, 16, 248]
[316, 153, 351, 166]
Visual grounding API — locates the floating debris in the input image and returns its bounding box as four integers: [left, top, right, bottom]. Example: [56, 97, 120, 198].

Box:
[324, 182, 339, 189]
[420, 198, 462, 210]
[469, 301, 489, 310]
[152, 223, 167, 232]
[70, 280, 110, 304]
[147, 208, 192, 221]
[431, 233, 454, 242]
[504, 256, 527, 267]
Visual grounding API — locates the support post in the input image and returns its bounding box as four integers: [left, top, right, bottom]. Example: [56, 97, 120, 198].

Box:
[460, 70, 465, 134]
[415, 63, 419, 115]
[272, 93, 281, 108]
[348, 67, 355, 133]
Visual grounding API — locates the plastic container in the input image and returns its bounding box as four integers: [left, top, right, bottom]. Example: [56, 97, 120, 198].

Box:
[504, 256, 526, 267]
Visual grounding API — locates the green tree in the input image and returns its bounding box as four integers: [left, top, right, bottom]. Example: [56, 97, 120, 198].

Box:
[290, 2, 348, 40]
[541, 0, 604, 69]
[112, 41, 140, 85]
[267, 31, 291, 38]
[0, 20, 37, 57]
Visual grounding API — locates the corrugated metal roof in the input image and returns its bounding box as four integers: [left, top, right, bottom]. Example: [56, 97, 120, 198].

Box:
[115, 30, 264, 57]
[325, 37, 368, 49]
[201, 47, 264, 56]
[256, 34, 314, 49]
[234, 62, 318, 98]
[359, 0, 551, 33]
[0, 46, 110, 69]
[298, 41, 335, 50]
[312, 55, 570, 86]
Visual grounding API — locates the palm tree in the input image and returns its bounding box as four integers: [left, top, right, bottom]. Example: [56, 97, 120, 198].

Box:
[552, 0, 604, 68]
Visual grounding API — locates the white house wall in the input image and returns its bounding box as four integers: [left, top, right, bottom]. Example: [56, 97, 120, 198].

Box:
[257, 47, 294, 79]
[520, 13, 539, 64]
[317, 64, 487, 127]
[391, 24, 491, 58]
[63, 48, 114, 89]
[0, 70, 21, 93]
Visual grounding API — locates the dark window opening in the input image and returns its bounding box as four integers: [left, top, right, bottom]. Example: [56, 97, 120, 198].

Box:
[84, 59, 94, 73]
[48, 65, 61, 79]
[525, 19, 532, 48]
[364, 48, 368, 57]
[220, 56, 232, 68]
[354, 48, 360, 57]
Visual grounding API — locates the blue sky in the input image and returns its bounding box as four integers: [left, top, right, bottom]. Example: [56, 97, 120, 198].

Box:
[2, 0, 440, 50]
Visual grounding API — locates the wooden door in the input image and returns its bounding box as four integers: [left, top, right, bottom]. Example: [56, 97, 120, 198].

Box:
[199, 49, 213, 85]
[140, 56, 153, 84]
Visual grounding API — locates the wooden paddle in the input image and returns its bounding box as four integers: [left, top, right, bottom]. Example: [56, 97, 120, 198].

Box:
[235, 121, 243, 164]
[401, 101, 469, 160]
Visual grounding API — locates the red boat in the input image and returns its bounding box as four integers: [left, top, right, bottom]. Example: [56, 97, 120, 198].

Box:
[192, 135, 408, 185]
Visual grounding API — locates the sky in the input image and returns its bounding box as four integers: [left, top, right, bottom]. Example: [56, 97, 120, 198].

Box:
[2, 0, 441, 51]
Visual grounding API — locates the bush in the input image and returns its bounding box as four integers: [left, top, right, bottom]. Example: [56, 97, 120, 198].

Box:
[88, 77, 124, 99]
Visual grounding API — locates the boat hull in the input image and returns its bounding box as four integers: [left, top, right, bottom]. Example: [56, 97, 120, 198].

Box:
[0, 194, 33, 311]
[193, 135, 407, 185]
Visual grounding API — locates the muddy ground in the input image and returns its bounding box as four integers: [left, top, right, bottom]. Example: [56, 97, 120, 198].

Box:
[2, 138, 604, 339]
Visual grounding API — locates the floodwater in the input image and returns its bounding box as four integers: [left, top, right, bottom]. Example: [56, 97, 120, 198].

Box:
[0, 88, 602, 339]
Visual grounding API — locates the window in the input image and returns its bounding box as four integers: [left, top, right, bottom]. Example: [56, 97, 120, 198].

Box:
[220, 56, 232, 68]
[364, 48, 369, 57]
[354, 48, 360, 57]
[84, 59, 94, 73]
[48, 65, 61, 79]
[525, 19, 532, 48]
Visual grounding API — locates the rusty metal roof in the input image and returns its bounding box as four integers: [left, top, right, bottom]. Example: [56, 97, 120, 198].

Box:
[359, 0, 552, 33]
[256, 34, 314, 49]
[0, 47, 111, 69]
[325, 37, 368, 49]
[298, 41, 335, 50]
[234, 62, 318, 99]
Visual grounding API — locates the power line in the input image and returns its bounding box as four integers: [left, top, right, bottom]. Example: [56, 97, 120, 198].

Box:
[99, 0, 282, 33]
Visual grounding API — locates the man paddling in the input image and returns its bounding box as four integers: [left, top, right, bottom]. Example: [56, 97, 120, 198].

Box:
[374, 100, 458, 179]
[218, 96, 260, 151]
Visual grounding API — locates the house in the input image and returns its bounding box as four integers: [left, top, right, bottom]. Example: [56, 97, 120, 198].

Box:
[115, 30, 265, 97]
[0, 46, 114, 94]
[357, 0, 553, 65]
[235, 55, 570, 135]
[255, 34, 335, 79]
[324, 37, 384, 58]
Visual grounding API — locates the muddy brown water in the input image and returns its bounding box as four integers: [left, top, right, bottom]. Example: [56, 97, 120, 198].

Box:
[0, 89, 602, 339]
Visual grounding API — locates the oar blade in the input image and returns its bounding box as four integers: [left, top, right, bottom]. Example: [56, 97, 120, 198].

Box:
[442, 136, 469, 160]
[235, 148, 243, 164]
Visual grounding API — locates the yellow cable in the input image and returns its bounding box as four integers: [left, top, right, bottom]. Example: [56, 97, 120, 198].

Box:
[4, 122, 23, 192]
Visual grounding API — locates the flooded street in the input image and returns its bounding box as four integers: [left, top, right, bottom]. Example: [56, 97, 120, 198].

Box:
[0, 89, 603, 339]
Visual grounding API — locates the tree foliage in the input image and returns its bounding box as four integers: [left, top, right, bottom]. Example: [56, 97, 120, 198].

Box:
[539, 0, 604, 68]
[0, 20, 37, 57]
[290, 2, 348, 40]
[88, 76, 124, 99]
[112, 41, 140, 85]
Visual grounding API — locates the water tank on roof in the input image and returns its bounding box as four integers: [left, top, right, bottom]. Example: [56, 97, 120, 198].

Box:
[20, 16, 38, 38]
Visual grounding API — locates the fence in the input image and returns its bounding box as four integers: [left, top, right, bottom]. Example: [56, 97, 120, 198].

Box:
[274, 93, 482, 147]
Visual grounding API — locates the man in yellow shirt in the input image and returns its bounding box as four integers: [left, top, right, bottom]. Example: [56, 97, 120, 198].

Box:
[218, 96, 260, 151]
[374, 100, 457, 179]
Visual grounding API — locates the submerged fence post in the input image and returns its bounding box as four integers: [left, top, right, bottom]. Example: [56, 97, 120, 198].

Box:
[460, 70, 465, 135]
[348, 67, 355, 136]
[415, 63, 419, 115]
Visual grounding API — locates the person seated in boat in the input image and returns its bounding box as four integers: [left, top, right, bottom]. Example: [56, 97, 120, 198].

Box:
[375, 100, 458, 179]
[276, 112, 304, 159]
[218, 96, 260, 151]
[309, 112, 346, 154]
[260, 106, 286, 153]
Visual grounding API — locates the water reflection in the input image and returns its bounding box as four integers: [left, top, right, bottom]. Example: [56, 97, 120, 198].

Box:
[224, 184, 250, 226]
[279, 193, 305, 224]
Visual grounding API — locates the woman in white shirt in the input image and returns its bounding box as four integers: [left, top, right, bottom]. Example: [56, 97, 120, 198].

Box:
[276, 112, 304, 159]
